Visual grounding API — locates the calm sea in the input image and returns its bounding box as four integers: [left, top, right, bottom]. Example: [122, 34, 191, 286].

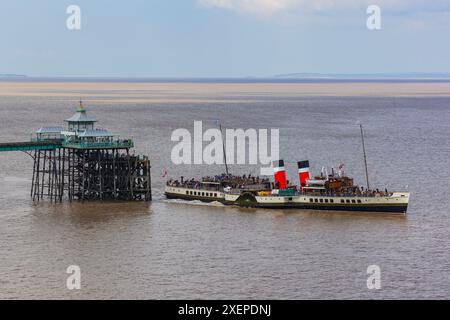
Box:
[0, 81, 449, 299]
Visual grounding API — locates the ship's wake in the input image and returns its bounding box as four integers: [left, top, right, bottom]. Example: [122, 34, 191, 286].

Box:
[163, 198, 225, 207]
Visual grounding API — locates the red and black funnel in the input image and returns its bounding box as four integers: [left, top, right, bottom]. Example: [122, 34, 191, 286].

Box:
[273, 160, 287, 189]
[297, 160, 310, 190]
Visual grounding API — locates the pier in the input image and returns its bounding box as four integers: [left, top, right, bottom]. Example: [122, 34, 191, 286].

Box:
[0, 140, 61, 152]
[0, 101, 152, 202]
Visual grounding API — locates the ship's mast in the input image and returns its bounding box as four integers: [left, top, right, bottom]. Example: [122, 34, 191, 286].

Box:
[360, 124, 370, 190]
[219, 122, 229, 175]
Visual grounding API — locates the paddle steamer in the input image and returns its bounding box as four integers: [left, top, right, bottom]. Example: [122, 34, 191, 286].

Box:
[165, 125, 409, 214]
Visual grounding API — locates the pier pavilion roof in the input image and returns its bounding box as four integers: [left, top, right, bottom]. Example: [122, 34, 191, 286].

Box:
[77, 129, 114, 138]
[65, 101, 97, 123]
[36, 126, 64, 134]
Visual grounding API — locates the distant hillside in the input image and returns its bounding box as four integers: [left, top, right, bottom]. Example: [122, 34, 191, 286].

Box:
[273, 73, 450, 79]
[0, 74, 27, 78]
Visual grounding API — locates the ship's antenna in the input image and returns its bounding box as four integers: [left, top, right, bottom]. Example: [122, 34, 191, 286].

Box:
[360, 124, 370, 190]
[217, 120, 229, 175]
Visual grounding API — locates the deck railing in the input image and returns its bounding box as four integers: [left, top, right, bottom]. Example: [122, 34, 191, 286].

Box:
[62, 140, 134, 149]
[32, 137, 134, 149]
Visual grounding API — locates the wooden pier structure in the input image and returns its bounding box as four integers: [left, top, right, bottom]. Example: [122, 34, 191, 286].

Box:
[0, 102, 152, 202]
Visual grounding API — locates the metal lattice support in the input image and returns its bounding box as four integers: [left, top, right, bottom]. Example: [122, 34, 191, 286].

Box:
[31, 149, 63, 202]
[31, 148, 151, 202]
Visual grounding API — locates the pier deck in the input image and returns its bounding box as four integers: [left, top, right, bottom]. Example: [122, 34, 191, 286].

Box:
[0, 140, 62, 152]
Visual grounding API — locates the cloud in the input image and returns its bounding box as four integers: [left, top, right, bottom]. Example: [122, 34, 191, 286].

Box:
[198, 0, 291, 14]
[197, 0, 450, 15]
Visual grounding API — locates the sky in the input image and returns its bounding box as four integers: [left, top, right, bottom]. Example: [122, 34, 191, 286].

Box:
[1, 0, 450, 77]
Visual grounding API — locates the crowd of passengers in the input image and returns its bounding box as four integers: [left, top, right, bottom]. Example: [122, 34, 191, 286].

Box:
[300, 186, 392, 197]
[166, 173, 270, 190]
[167, 175, 392, 197]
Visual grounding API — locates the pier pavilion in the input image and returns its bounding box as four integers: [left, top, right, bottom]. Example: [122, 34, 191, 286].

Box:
[0, 101, 152, 202]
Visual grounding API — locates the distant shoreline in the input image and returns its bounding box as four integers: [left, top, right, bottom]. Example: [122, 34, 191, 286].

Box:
[0, 74, 27, 79]
[2, 80, 450, 100]
[2, 76, 450, 84]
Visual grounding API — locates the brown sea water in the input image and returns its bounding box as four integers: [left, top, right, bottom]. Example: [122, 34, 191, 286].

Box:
[0, 80, 449, 299]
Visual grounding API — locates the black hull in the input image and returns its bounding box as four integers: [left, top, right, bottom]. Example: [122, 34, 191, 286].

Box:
[165, 192, 407, 214]
[223, 202, 407, 213]
[165, 192, 223, 203]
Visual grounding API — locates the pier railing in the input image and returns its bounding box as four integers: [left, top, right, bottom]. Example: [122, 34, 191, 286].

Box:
[61, 140, 134, 149]
[31, 137, 134, 149]
[0, 140, 62, 152]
